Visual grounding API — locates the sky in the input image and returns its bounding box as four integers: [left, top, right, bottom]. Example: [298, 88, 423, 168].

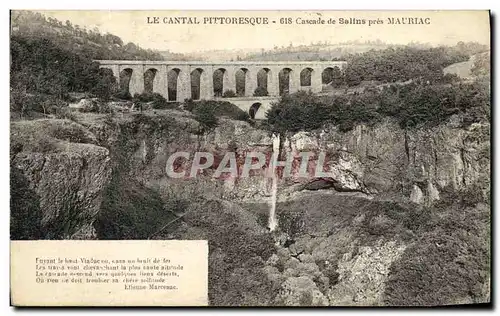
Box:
[36, 10, 490, 54]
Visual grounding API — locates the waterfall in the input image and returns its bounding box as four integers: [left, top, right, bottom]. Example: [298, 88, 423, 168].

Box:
[268, 133, 280, 231]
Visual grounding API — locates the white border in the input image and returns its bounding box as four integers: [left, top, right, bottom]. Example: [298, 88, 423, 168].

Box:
[1, 1, 497, 315]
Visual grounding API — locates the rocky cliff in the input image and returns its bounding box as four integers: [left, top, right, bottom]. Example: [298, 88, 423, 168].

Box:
[10, 110, 490, 306]
[82, 111, 489, 206]
[11, 119, 112, 239]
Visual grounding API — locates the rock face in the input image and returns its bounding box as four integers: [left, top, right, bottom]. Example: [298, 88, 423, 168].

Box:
[10, 112, 490, 238]
[9, 111, 490, 305]
[327, 241, 407, 306]
[277, 276, 329, 306]
[282, 118, 490, 204]
[11, 120, 112, 239]
[102, 114, 489, 205]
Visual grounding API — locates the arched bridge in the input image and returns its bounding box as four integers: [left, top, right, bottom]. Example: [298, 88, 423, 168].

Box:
[96, 60, 347, 102]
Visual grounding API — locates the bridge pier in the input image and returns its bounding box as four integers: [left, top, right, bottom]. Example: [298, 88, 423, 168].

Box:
[153, 65, 167, 97]
[109, 64, 120, 81]
[200, 68, 213, 99]
[245, 70, 257, 97]
[177, 67, 191, 102]
[224, 68, 237, 94]
[129, 66, 144, 96]
[267, 69, 278, 97]
[289, 68, 300, 94]
[311, 67, 323, 93]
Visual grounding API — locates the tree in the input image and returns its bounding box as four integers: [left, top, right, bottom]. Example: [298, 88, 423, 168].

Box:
[10, 10, 169, 117]
[193, 102, 218, 135]
[471, 52, 490, 77]
[253, 86, 268, 97]
[222, 89, 236, 98]
[91, 68, 117, 100]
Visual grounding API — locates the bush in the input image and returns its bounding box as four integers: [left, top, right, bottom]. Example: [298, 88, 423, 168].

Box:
[54, 107, 78, 121]
[91, 68, 117, 101]
[10, 88, 28, 114]
[133, 92, 153, 103]
[183, 98, 196, 112]
[266, 91, 332, 134]
[113, 90, 132, 100]
[186, 100, 249, 123]
[150, 93, 170, 109]
[222, 89, 237, 98]
[10, 91, 69, 117]
[49, 122, 92, 144]
[96, 176, 178, 239]
[10, 14, 163, 108]
[253, 86, 269, 97]
[181, 199, 276, 306]
[384, 185, 490, 306]
[236, 111, 250, 121]
[132, 92, 174, 110]
[10, 167, 43, 240]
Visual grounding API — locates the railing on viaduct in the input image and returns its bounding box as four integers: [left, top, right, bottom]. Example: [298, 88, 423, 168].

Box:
[96, 60, 347, 102]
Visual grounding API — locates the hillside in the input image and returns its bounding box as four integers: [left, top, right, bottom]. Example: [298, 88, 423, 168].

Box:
[10, 105, 490, 305]
[11, 11, 166, 60]
[243, 40, 488, 62]
[9, 10, 491, 307]
[245, 41, 397, 61]
[10, 10, 177, 117]
[444, 51, 491, 79]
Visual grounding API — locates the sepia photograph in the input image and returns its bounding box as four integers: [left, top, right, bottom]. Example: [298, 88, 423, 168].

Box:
[9, 9, 491, 307]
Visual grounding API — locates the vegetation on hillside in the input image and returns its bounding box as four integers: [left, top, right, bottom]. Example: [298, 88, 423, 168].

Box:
[184, 99, 250, 134]
[11, 11, 164, 60]
[266, 43, 490, 135]
[243, 39, 487, 63]
[10, 11, 166, 117]
[384, 185, 490, 306]
[266, 78, 489, 134]
[342, 46, 473, 86]
[272, 182, 489, 306]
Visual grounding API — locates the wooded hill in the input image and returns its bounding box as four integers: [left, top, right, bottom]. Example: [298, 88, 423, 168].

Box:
[10, 11, 171, 115]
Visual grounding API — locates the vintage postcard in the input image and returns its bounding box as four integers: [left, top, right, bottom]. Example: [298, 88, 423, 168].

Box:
[10, 10, 491, 307]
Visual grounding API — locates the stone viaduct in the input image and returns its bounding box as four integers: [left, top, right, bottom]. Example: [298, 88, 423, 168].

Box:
[96, 60, 347, 102]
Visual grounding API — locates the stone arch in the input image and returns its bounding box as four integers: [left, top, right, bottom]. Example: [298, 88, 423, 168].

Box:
[190, 68, 203, 100]
[249, 102, 261, 119]
[300, 67, 313, 87]
[119, 68, 133, 94]
[322, 67, 334, 85]
[256, 68, 271, 96]
[279, 68, 293, 96]
[235, 68, 249, 97]
[144, 68, 157, 94]
[322, 66, 343, 89]
[213, 68, 228, 97]
[167, 68, 181, 101]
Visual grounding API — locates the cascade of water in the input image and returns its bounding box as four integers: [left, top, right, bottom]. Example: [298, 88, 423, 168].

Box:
[268, 133, 280, 231]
